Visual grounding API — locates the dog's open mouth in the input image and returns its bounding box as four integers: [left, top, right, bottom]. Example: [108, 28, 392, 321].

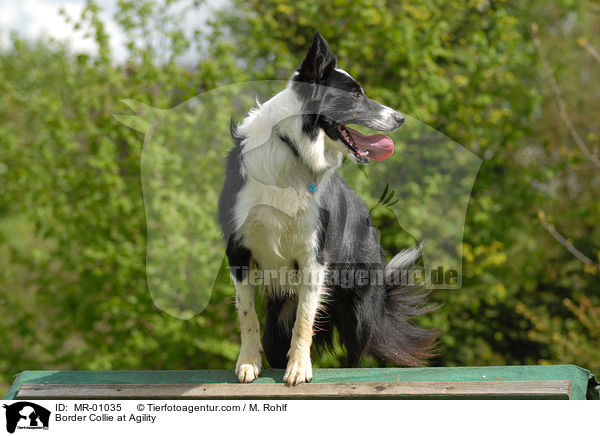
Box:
[337, 124, 394, 163]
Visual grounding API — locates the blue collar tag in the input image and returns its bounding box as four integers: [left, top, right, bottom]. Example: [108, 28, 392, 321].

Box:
[308, 183, 318, 194]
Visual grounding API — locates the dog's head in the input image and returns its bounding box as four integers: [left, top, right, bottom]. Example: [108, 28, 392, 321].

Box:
[291, 32, 404, 164]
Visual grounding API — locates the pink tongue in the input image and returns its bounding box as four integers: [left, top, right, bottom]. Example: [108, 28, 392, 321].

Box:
[345, 126, 394, 161]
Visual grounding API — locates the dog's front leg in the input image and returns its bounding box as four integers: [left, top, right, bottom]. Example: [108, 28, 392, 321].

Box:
[283, 264, 324, 386]
[233, 275, 263, 383]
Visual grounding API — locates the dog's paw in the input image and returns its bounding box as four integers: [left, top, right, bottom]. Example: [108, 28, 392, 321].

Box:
[236, 363, 261, 383]
[283, 351, 312, 386]
[235, 351, 262, 383]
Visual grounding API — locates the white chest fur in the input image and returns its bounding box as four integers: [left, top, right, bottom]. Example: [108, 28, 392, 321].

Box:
[234, 178, 320, 271]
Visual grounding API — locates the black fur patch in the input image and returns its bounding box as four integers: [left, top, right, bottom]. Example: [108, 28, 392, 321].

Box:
[226, 234, 251, 282]
[263, 296, 294, 368]
[219, 119, 252, 282]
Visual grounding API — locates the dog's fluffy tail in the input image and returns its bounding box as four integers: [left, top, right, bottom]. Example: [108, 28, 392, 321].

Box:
[369, 246, 439, 366]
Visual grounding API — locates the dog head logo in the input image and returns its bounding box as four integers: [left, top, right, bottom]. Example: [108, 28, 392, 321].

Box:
[3, 402, 50, 433]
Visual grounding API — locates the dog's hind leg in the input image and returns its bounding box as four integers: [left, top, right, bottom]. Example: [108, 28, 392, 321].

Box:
[346, 337, 365, 368]
[263, 296, 295, 368]
[337, 286, 378, 368]
[341, 314, 370, 368]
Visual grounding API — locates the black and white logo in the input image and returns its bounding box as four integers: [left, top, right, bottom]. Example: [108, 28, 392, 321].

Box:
[3, 402, 50, 433]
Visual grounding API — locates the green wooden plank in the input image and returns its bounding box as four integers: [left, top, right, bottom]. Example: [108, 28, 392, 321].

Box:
[4, 365, 596, 400]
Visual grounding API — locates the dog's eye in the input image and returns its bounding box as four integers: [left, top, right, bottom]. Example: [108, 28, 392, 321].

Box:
[353, 91, 362, 100]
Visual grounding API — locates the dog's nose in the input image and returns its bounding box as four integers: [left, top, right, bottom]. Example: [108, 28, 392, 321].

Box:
[394, 113, 405, 127]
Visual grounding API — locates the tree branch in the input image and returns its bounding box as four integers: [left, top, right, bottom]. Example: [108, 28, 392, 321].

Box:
[578, 38, 600, 63]
[538, 210, 599, 271]
[531, 23, 600, 170]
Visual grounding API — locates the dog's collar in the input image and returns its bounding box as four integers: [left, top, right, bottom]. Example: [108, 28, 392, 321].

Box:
[277, 131, 300, 158]
[275, 129, 318, 195]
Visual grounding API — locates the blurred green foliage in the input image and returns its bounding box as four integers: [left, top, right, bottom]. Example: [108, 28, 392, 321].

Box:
[1, 0, 599, 392]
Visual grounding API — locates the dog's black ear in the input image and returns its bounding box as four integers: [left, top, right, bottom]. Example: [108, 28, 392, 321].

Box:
[297, 32, 336, 84]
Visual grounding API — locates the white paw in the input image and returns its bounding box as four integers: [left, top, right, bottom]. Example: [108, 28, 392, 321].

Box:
[283, 351, 312, 386]
[236, 351, 262, 383]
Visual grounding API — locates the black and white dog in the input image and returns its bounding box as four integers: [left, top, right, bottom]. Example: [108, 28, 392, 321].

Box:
[219, 33, 437, 385]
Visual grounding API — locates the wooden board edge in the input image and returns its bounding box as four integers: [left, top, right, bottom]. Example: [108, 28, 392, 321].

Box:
[17, 380, 572, 400]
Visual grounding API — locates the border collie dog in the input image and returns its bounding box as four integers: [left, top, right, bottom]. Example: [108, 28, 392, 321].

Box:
[219, 33, 437, 385]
